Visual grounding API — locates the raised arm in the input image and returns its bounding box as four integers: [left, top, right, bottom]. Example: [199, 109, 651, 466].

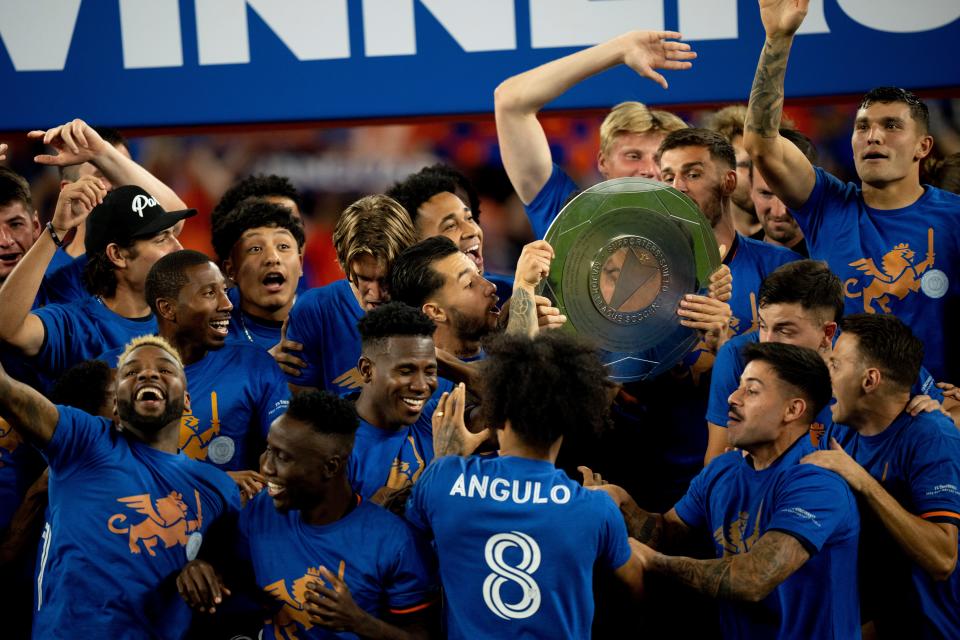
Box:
[634, 529, 810, 602]
[494, 31, 694, 203]
[506, 240, 554, 338]
[0, 176, 105, 355]
[0, 361, 61, 447]
[742, 0, 816, 210]
[29, 119, 187, 212]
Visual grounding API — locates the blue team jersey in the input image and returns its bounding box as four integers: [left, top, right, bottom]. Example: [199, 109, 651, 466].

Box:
[102, 343, 290, 471]
[724, 233, 802, 336]
[33, 405, 241, 638]
[674, 436, 861, 639]
[239, 492, 436, 640]
[822, 411, 960, 638]
[348, 412, 435, 500]
[792, 168, 960, 381]
[284, 279, 365, 394]
[226, 307, 284, 352]
[32, 295, 156, 380]
[706, 330, 942, 436]
[406, 455, 632, 639]
[523, 163, 579, 240]
[41, 252, 88, 305]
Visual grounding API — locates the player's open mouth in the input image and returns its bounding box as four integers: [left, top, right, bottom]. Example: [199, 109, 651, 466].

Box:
[401, 397, 426, 410]
[136, 386, 166, 409]
[209, 318, 230, 336]
[862, 152, 887, 161]
[0, 251, 22, 265]
[267, 482, 285, 497]
[463, 244, 483, 269]
[262, 272, 286, 293]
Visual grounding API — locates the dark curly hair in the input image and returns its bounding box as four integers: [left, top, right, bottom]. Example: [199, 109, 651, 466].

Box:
[742, 342, 832, 422]
[50, 359, 114, 416]
[386, 170, 461, 227]
[389, 236, 460, 308]
[211, 199, 306, 263]
[419, 163, 482, 221]
[758, 260, 843, 324]
[657, 127, 737, 170]
[838, 314, 924, 390]
[144, 249, 214, 316]
[357, 302, 435, 355]
[287, 390, 358, 437]
[479, 332, 609, 451]
[211, 174, 301, 232]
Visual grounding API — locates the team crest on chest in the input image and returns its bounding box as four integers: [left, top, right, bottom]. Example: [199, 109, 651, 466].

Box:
[106, 489, 203, 556]
[844, 228, 943, 313]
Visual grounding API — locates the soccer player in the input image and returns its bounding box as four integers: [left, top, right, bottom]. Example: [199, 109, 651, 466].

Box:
[349, 303, 440, 506]
[406, 332, 643, 638]
[0, 181, 193, 382]
[708, 105, 761, 238]
[211, 199, 306, 353]
[281, 195, 417, 395]
[494, 30, 695, 238]
[743, 0, 960, 382]
[0, 334, 240, 636]
[589, 342, 860, 638]
[704, 260, 944, 465]
[101, 250, 289, 499]
[803, 314, 960, 637]
[177, 390, 438, 640]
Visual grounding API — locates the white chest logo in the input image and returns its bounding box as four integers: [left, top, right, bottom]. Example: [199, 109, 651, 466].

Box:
[131, 194, 157, 217]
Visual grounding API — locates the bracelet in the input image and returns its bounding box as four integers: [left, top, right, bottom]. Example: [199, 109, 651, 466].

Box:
[46, 222, 65, 248]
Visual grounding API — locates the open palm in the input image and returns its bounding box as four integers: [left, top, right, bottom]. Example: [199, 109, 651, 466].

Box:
[622, 31, 697, 90]
[758, 0, 809, 37]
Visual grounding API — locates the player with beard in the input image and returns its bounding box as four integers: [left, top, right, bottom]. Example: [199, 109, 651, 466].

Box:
[803, 315, 960, 637]
[494, 31, 695, 239]
[0, 334, 240, 636]
[743, 0, 960, 383]
[348, 303, 441, 508]
[708, 105, 762, 239]
[100, 250, 289, 500]
[585, 343, 860, 639]
[178, 390, 438, 640]
[281, 196, 417, 395]
[212, 200, 306, 355]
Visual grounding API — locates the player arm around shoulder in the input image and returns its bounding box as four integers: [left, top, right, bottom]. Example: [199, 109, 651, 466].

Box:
[0, 360, 61, 447]
[742, 0, 816, 210]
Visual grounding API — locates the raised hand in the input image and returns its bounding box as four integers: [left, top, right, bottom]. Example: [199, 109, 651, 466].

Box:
[51, 175, 107, 236]
[514, 240, 554, 290]
[269, 318, 307, 377]
[29, 118, 108, 167]
[432, 383, 489, 458]
[621, 31, 697, 90]
[177, 559, 231, 614]
[678, 294, 733, 353]
[535, 294, 567, 330]
[758, 0, 810, 38]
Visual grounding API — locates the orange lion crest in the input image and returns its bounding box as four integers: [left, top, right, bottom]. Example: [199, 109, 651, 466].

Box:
[107, 490, 203, 556]
[265, 566, 323, 639]
[844, 228, 935, 313]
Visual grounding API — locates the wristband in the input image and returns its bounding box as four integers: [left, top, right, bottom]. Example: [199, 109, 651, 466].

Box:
[46, 222, 65, 248]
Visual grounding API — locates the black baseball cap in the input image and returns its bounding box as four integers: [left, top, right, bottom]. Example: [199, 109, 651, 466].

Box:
[85, 185, 196, 257]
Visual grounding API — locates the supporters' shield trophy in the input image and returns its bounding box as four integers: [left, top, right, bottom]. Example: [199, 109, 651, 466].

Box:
[538, 178, 721, 381]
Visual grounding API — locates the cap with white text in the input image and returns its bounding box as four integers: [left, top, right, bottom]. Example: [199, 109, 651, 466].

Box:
[85, 185, 196, 257]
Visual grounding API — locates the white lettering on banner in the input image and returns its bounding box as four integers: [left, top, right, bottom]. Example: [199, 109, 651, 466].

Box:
[449, 472, 570, 504]
[131, 194, 158, 217]
[119, 0, 183, 70]
[1, 1, 958, 71]
[531, 0, 664, 49]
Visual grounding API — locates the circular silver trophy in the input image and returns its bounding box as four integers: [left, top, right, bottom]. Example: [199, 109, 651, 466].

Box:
[537, 178, 720, 381]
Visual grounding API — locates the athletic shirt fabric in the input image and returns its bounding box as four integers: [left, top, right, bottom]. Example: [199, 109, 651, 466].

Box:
[238, 492, 437, 640]
[283, 279, 365, 394]
[101, 342, 290, 471]
[33, 406, 241, 638]
[674, 436, 861, 639]
[791, 168, 960, 380]
[348, 412, 435, 501]
[822, 411, 960, 638]
[406, 455, 632, 639]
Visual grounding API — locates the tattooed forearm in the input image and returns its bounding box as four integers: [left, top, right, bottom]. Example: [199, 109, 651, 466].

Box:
[622, 502, 663, 547]
[649, 531, 809, 602]
[745, 38, 793, 139]
[506, 287, 536, 337]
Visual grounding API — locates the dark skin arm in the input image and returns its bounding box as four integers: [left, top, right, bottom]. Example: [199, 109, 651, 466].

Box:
[633, 530, 811, 602]
[0, 364, 60, 447]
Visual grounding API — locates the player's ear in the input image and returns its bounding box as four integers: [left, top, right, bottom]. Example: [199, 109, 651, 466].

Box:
[357, 355, 373, 383]
[422, 302, 445, 323]
[183, 390, 192, 414]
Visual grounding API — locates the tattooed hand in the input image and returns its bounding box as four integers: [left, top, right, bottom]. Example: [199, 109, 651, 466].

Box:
[432, 383, 490, 458]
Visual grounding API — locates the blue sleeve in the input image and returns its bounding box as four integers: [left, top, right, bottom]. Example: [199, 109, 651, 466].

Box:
[706, 339, 742, 426]
[913, 366, 943, 402]
[42, 405, 112, 473]
[384, 520, 439, 613]
[788, 167, 851, 242]
[906, 420, 960, 526]
[596, 493, 632, 571]
[31, 303, 80, 376]
[767, 465, 857, 554]
[283, 293, 325, 388]
[673, 464, 713, 530]
[524, 164, 578, 240]
[404, 461, 439, 539]
[255, 354, 291, 438]
[42, 255, 88, 305]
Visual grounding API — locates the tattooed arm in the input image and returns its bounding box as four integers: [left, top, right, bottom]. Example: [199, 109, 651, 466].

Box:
[0, 363, 60, 446]
[506, 241, 555, 338]
[742, 0, 816, 210]
[634, 530, 810, 602]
